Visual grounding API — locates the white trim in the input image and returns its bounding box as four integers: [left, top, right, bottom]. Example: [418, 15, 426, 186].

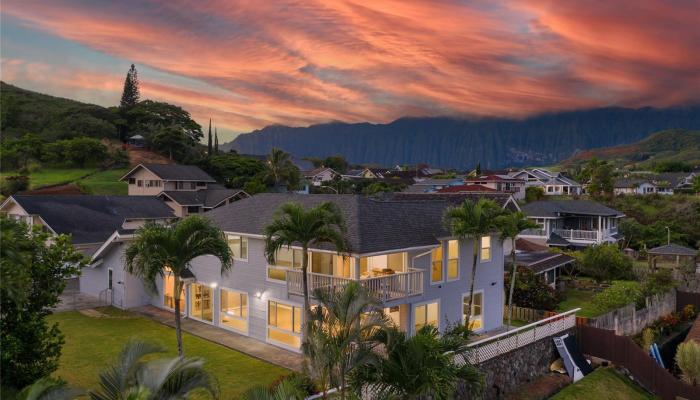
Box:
[226, 234, 249, 262]
[218, 287, 249, 335]
[265, 297, 303, 353]
[462, 289, 485, 333]
[411, 298, 441, 335]
[479, 236, 492, 263]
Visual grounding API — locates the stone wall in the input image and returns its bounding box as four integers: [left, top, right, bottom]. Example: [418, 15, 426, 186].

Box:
[468, 328, 575, 400]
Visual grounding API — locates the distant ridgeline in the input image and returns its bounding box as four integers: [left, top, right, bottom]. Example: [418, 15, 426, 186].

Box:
[226, 106, 700, 169]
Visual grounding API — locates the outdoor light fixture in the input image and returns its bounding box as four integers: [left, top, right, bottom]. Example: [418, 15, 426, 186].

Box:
[210, 282, 218, 288]
[255, 291, 263, 299]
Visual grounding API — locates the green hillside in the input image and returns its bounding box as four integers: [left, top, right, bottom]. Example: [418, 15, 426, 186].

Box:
[0, 82, 119, 140]
[561, 129, 700, 170]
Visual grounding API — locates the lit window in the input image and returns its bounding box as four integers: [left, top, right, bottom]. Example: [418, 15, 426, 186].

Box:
[431, 246, 443, 283]
[268, 301, 302, 348]
[268, 247, 303, 281]
[447, 240, 459, 280]
[463, 292, 483, 331]
[190, 283, 213, 322]
[227, 234, 248, 260]
[480, 236, 491, 262]
[414, 302, 439, 332]
[220, 289, 248, 334]
[163, 273, 184, 311]
[359, 253, 405, 277]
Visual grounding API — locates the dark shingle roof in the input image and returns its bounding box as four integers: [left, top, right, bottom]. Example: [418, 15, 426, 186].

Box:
[648, 243, 698, 256]
[125, 164, 216, 182]
[389, 192, 515, 208]
[514, 251, 575, 274]
[205, 193, 461, 254]
[521, 200, 624, 218]
[161, 189, 248, 208]
[547, 232, 571, 247]
[11, 195, 175, 244]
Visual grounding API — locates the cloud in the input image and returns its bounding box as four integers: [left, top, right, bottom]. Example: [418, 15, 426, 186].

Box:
[2, 0, 698, 138]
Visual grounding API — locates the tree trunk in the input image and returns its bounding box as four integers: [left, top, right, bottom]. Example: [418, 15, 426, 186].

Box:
[301, 246, 310, 342]
[168, 148, 173, 160]
[507, 237, 517, 331]
[464, 238, 479, 322]
[174, 278, 184, 357]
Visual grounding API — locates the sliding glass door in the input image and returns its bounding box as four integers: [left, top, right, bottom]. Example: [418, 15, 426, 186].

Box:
[190, 283, 213, 322]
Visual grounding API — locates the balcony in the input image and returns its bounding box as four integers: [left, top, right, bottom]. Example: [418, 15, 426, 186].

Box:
[286, 269, 424, 302]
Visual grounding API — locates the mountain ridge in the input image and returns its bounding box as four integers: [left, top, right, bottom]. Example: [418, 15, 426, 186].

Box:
[225, 106, 700, 169]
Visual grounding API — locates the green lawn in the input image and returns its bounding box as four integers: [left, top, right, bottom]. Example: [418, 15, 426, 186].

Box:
[556, 289, 599, 318]
[550, 367, 657, 400]
[77, 168, 129, 195]
[1, 167, 97, 188]
[48, 308, 288, 398]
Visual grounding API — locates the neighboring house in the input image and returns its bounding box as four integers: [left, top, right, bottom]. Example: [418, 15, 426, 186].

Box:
[508, 168, 582, 196]
[519, 200, 624, 248]
[390, 192, 521, 212]
[463, 175, 527, 200]
[302, 167, 339, 186]
[121, 163, 249, 217]
[0, 195, 176, 309]
[613, 178, 658, 195]
[342, 168, 381, 180]
[513, 251, 575, 288]
[615, 172, 698, 195]
[403, 177, 466, 193]
[79, 193, 507, 352]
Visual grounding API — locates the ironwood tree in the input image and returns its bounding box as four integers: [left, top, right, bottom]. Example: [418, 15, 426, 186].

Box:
[120, 64, 140, 108]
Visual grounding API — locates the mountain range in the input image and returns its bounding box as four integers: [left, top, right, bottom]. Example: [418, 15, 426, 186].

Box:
[225, 106, 700, 169]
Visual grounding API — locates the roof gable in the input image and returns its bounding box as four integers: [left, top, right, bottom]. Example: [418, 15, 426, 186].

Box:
[121, 163, 216, 182]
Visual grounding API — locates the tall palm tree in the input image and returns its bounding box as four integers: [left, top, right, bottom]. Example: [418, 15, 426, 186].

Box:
[305, 282, 387, 399]
[264, 202, 347, 327]
[89, 339, 218, 400]
[443, 199, 503, 322]
[17, 378, 82, 400]
[495, 211, 539, 330]
[125, 215, 232, 356]
[265, 148, 300, 189]
[350, 325, 483, 399]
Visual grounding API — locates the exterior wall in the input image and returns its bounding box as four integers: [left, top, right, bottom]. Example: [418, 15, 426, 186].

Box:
[126, 168, 165, 196]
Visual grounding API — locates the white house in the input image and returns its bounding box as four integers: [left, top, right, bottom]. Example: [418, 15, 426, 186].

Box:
[302, 167, 339, 186]
[508, 168, 582, 196]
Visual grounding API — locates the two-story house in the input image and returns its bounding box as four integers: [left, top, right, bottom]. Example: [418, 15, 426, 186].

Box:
[120, 163, 248, 217]
[519, 200, 624, 248]
[508, 168, 582, 196]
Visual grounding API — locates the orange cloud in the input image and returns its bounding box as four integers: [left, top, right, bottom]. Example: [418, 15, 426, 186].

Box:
[2, 0, 698, 138]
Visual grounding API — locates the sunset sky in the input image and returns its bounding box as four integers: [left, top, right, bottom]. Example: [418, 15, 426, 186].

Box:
[2, 0, 699, 142]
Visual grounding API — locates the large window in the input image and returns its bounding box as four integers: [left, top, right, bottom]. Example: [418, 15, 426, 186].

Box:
[480, 236, 491, 262]
[190, 283, 213, 322]
[447, 240, 459, 280]
[268, 247, 303, 281]
[463, 292, 483, 331]
[414, 301, 439, 332]
[313, 253, 353, 277]
[220, 289, 248, 334]
[431, 246, 443, 283]
[163, 274, 184, 311]
[360, 253, 405, 277]
[227, 234, 248, 260]
[268, 300, 302, 349]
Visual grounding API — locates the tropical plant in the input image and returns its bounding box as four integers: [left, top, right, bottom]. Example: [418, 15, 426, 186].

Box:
[305, 282, 387, 398]
[264, 202, 347, 328]
[349, 325, 483, 399]
[676, 341, 700, 386]
[511, 269, 560, 310]
[443, 199, 503, 321]
[125, 216, 232, 356]
[591, 281, 643, 314]
[495, 211, 538, 329]
[17, 378, 82, 400]
[580, 244, 634, 282]
[264, 148, 300, 189]
[242, 378, 307, 400]
[89, 339, 218, 400]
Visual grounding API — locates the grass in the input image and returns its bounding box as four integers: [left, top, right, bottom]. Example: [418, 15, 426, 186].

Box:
[556, 289, 599, 318]
[550, 367, 657, 400]
[1, 167, 97, 188]
[48, 307, 288, 398]
[77, 168, 129, 195]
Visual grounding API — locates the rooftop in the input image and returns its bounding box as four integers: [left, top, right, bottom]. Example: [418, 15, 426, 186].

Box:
[122, 163, 216, 182]
[436, 184, 499, 193]
[521, 200, 624, 218]
[161, 188, 249, 208]
[648, 243, 698, 256]
[514, 251, 576, 274]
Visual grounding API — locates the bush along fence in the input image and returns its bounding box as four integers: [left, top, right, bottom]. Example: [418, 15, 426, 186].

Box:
[589, 291, 677, 336]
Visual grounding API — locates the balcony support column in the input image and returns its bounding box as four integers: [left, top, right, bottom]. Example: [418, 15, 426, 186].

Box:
[353, 256, 361, 279]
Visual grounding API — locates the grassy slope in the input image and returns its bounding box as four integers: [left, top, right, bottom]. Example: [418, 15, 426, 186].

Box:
[77, 168, 129, 195]
[1, 167, 129, 195]
[550, 368, 657, 400]
[48, 308, 288, 398]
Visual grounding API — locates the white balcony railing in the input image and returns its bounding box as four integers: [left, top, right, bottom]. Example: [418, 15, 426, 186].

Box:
[286, 269, 424, 302]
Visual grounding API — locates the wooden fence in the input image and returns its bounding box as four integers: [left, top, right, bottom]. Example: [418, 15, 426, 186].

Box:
[506, 305, 590, 326]
[578, 326, 700, 400]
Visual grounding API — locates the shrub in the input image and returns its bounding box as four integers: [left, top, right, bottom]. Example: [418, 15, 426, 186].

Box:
[676, 341, 700, 386]
[0, 175, 29, 196]
[682, 304, 698, 321]
[525, 186, 545, 202]
[591, 281, 643, 314]
[642, 269, 676, 298]
[511, 269, 561, 311]
[580, 244, 634, 282]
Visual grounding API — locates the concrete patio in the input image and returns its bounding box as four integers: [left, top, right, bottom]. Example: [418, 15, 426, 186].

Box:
[133, 305, 304, 371]
[54, 290, 108, 312]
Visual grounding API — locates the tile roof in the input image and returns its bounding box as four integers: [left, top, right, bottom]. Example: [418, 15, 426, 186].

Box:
[124, 164, 216, 182]
[648, 243, 698, 256]
[10, 195, 175, 244]
[521, 200, 624, 218]
[514, 251, 576, 274]
[161, 189, 248, 208]
[205, 193, 462, 254]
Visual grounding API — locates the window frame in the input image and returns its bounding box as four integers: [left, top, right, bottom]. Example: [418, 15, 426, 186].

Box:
[266, 299, 303, 351]
[189, 282, 215, 325]
[462, 290, 484, 332]
[412, 299, 440, 334]
[479, 235, 491, 263]
[446, 239, 460, 281]
[267, 247, 304, 283]
[430, 244, 444, 284]
[219, 287, 249, 335]
[227, 234, 249, 261]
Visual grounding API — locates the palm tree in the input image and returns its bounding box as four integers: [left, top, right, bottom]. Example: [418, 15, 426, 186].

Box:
[305, 282, 387, 399]
[264, 202, 347, 326]
[17, 378, 82, 400]
[350, 325, 483, 399]
[443, 199, 503, 322]
[495, 211, 538, 330]
[242, 376, 307, 400]
[89, 339, 218, 400]
[265, 148, 300, 189]
[125, 215, 232, 356]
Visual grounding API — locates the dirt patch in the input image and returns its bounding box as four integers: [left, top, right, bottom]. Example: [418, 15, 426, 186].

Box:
[126, 148, 173, 166]
[504, 373, 570, 400]
[21, 184, 84, 195]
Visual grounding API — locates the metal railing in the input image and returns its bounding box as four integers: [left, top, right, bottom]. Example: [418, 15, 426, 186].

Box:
[286, 269, 424, 301]
[459, 308, 580, 365]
